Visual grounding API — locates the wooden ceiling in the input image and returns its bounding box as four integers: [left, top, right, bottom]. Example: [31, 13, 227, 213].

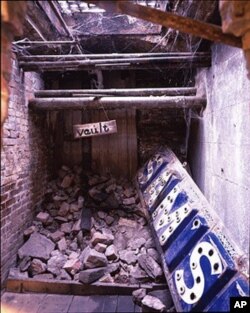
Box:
[14, 0, 224, 55]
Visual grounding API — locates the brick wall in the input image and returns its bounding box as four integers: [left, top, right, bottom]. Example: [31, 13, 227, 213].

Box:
[0, 55, 51, 286]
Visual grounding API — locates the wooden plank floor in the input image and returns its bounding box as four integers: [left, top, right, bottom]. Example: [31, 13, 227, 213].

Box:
[1, 292, 142, 313]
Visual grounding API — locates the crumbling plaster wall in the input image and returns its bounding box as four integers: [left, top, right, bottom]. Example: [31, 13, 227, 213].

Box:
[1, 55, 51, 286]
[188, 44, 250, 255]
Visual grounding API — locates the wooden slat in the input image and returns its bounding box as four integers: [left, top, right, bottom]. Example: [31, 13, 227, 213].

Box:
[72, 110, 83, 165]
[127, 108, 137, 181]
[91, 108, 137, 180]
[62, 110, 73, 166]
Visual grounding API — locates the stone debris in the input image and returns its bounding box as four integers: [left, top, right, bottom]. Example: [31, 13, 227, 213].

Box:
[28, 259, 47, 276]
[18, 232, 55, 261]
[138, 254, 163, 280]
[12, 167, 171, 300]
[57, 237, 67, 252]
[91, 232, 114, 246]
[79, 268, 106, 284]
[142, 295, 166, 312]
[36, 212, 50, 224]
[58, 202, 70, 217]
[94, 243, 107, 253]
[47, 253, 67, 276]
[23, 225, 36, 238]
[132, 288, 147, 305]
[105, 244, 118, 261]
[98, 273, 114, 283]
[83, 249, 108, 269]
[119, 250, 137, 265]
[148, 289, 174, 310]
[50, 230, 64, 243]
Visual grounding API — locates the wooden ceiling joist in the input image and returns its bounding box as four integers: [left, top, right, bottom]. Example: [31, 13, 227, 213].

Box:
[19, 54, 211, 71]
[36, 1, 82, 53]
[35, 87, 197, 97]
[85, 1, 242, 48]
[37, 1, 69, 37]
[30, 95, 206, 110]
[19, 52, 210, 61]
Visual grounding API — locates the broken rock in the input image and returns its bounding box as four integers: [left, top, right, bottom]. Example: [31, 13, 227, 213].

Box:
[91, 232, 114, 246]
[105, 215, 115, 226]
[58, 269, 72, 280]
[142, 295, 166, 312]
[60, 222, 72, 234]
[132, 288, 147, 305]
[58, 202, 70, 217]
[148, 289, 173, 310]
[36, 212, 50, 224]
[105, 245, 118, 261]
[50, 230, 64, 243]
[118, 218, 137, 228]
[79, 268, 106, 284]
[18, 232, 55, 261]
[119, 250, 137, 265]
[57, 237, 67, 252]
[28, 259, 47, 276]
[99, 273, 114, 283]
[83, 249, 108, 269]
[123, 197, 136, 205]
[63, 259, 82, 274]
[128, 237, 146, 250]
[94, 243, 107, 253]
[138, 255, 163, 280]
[23, 226, 36, 238]
[47, 254, 67, 276]
[9, 268, 29, 279]
[61, 174, 74, 189]
[34, 273, 54, 280]
[19, 256, 31, 272]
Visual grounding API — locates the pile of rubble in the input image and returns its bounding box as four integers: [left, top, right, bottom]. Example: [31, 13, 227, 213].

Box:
[10, 165, 166, 286]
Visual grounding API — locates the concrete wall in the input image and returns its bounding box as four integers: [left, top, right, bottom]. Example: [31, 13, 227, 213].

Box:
[0, 55, 51, 285]
[188, 44, 250, 255]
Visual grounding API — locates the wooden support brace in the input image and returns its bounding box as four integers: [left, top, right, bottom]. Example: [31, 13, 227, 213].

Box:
[35, 87, 197, 97]
[29, 96, 206, 110]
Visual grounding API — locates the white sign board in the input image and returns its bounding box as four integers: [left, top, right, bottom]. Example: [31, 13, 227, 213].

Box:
[73, 120, 117, 139]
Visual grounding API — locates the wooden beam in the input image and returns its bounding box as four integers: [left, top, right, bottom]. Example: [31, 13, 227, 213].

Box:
[86, 1, 242, 48]
[26, 16, 47, 41]
[19, 55, 211, 71]
[37, 1, 68, 36]
[19, 52, 210, 61]
[29, 96, 206, 110]
[37, 1, 83, 53]
[35, 87, 197, 97]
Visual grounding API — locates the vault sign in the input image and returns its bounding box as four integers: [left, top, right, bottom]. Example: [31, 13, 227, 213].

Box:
[73, 120, 117, 139]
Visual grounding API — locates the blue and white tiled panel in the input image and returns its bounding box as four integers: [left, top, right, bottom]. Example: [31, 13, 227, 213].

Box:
[137, 148, 249, 312]
[137, 149, 176, 193]
[167, 228, 248, 312]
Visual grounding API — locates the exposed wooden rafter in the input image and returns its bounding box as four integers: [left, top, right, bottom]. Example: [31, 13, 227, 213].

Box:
[36, 1, 68, 36]
[18, 53, 211, 71]
[35, 87, 197, 97]
[36, 1, 83, 53]
[85, 0, 242, 48]
[30, 96, 206, 110]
